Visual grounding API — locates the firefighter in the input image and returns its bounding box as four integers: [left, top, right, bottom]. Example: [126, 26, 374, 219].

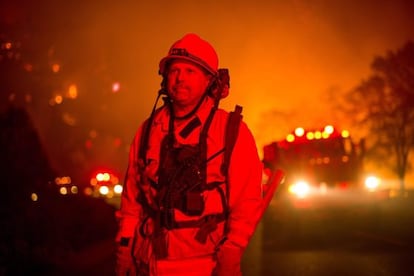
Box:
[115, 33, 263, 276]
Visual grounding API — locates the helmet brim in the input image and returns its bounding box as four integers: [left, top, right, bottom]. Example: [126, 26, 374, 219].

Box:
[159, 55, 217, 76]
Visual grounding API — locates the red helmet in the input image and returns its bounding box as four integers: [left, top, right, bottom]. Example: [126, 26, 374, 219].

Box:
[159, 33, 219, 76]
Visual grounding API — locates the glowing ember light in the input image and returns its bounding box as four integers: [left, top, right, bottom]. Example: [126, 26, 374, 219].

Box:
[31, 193, 38, 201]
[62, 112, 76, 126]
[68, 84, 78, 98]
[55, 176, 72, 185]
[112, 82, 120, 93]
[90, 178, 98, 186]
[54, 95, 63, 104]
[52, 63, 60, 73]
[365, 175, 380, 190]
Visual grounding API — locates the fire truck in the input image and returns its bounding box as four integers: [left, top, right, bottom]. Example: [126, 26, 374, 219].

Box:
[263, 125, 381, 209]
[86, 170, 123, 199]
[262, 125, 383, 247]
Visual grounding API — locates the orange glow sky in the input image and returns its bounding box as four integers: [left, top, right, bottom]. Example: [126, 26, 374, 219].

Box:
[2, 0, 414, 180]
[83, 0, 414, 150]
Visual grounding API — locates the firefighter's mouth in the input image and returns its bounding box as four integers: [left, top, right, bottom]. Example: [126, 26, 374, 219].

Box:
[173, 86, 189, 92]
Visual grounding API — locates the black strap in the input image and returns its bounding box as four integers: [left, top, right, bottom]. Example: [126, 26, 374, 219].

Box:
[221, 105, 243, 176]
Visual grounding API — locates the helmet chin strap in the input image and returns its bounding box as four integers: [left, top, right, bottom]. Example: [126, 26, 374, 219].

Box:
[141, 77, 219, 164]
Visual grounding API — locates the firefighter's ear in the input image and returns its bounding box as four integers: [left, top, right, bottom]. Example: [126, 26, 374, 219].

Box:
[209, 68, 229, 99]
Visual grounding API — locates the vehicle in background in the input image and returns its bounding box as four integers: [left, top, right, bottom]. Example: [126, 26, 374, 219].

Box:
[262, 125, 382, 210]
[85, 170, 123, 199]
[54, 175, 79, 196]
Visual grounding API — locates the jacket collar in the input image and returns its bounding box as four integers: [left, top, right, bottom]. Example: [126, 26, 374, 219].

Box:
[154, 96, 216, 133]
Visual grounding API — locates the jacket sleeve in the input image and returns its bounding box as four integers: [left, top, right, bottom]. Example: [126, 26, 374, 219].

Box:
[224, 121, 263, 249]
[115, 124, 145, 242]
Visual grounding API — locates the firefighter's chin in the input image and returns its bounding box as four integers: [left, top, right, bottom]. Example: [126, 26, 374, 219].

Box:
[169, 88, 191, 102]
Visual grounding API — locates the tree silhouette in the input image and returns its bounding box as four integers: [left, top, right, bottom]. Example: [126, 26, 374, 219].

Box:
[344, 41, 414, 193]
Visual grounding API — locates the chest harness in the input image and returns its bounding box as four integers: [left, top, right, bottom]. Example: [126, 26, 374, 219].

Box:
[137, 96, 242, 257]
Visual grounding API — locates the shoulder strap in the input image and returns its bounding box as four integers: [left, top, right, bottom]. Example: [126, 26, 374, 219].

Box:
[221, 104, 243, 176]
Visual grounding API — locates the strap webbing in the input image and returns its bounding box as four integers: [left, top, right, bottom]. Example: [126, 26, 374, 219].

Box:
[221, 105, 243, 176]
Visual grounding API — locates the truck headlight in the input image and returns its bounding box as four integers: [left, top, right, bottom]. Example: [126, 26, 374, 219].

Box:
[289, 180, 310, 198]
[364, 175, 380, 191]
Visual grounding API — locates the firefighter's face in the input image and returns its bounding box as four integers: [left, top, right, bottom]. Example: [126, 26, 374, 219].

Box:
[166, 60, 211, 109]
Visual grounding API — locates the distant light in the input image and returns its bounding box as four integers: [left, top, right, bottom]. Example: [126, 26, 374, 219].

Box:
[52, 63, 60, 73]
[341, 130, 350, 138]
[294, 127, 305, 137]
[60, 187, 68, 195]
[84, 187, 93, 196]
[314, 131, 322, 139]
[54, 95, 63, 104]
[31, 193, 38, 201]
[114, 184, 123, 194]
[112, 82, 120, 93]
[306, 132, 314, 140]
[99, 186, 109, 195]
[96, 173, 104, 181]
[289, 180, 310, 198]
[324, 125, 334, 134]
[90, 178, 98, 186]
[55, 176, 72, 185]
[62, 112, 76, 126]
[322, 132, 329, 139]
[96, 172, 110, 182]
[71, 186, 78, 194]
[68, 84, 78, 99]
[4, 42, 12, 50]
[286, 134, 295, 142]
